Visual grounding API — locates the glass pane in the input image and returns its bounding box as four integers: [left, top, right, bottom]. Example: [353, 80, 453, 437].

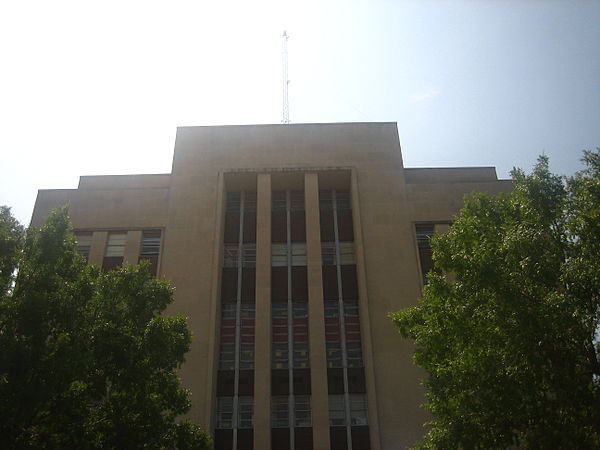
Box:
[416, 224, 435, 248]
[140, 230, 161, 255]
[223, 245, 239, 267]
[226, 192, 241, 212]
[339, 242, 355, 265]
[349, 394, 368, 425]
[271, 396, 289, 427]
[238, 397, 254, 428]
[105, 232, 126, 257]
[291, 243, 306, 266]
[321, 243, 336, 265]
[217, 397, 234, 428]
[272, 244, 288, 266]
[328, 394, 346, 426]
[294, 395, 311, 427]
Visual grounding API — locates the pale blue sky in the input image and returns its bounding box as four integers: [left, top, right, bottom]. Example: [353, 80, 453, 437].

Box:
[1, 0, 598, 225]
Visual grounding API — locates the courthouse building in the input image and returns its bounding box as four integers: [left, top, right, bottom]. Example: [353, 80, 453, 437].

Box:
[31, 122, 511, 450]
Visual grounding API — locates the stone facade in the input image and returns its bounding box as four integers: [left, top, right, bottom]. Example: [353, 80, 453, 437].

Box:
[32, 122, 512, 450]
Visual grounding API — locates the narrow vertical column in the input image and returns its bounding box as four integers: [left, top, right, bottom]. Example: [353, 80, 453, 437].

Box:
[88, 231, 107, 266]
[254, 173, 272, 450]
[305, 173, 331, 450]
[351, 170, 381, 450]
[123, 230, 142, 264]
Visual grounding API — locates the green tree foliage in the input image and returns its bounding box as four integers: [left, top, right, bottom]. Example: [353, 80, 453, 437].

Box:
[0, 207, 212, 449]
[390, 150, 600, 449]
[0, 206, 25, 294]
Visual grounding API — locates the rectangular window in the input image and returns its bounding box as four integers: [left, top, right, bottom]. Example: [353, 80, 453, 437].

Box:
[349, 394, 368, 425]
[239, 303, 255, 369]
[139, 230, 161, 275]
[238, 396, 254, 428]
[328, 395, 346, 426]
[140, 230, 161, 255]
[271, 243, 306, 266]
[322, 242, 355, 266]
[105, 232, 126, 257]
[416, 223, 435, 284]
[225, 244, 256, 267]
[216, 397, 234, 428]
[293, 302, 309, 369]
[271, 396, 290, 428]
[271, 244, 288, 267]
[291, 243, 307, 266]
[75, 232, 92, 261]
[102, 232, 126, 271]
[272, 302, 289, 369]
[295, 395, 312, 427]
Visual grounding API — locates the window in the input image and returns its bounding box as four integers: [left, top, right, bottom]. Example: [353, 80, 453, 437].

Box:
[139, 230, 161, 275]
[239, 303, 255, 370]
[272, 243, 306, 266]
[238, 397, 254, 428]
[272, 244, 287, 267]
[415, 223, 436, 284]
[103, 232, 126, 271]
[349, 394, 368, 425]
[291, 243, 306, 266]
[272, 303, 289, 369]
[74, 232, 92, 260]
[224, 244, 256, 267]
[294, 395, 312, 427]
[322, 242, 355, 266]
[216, 397, 234, 428]
[140, 230, 160, 255]
[272, 396, 289, 428]
[328, 395, 346, 426]
[105, 232, 126, 257]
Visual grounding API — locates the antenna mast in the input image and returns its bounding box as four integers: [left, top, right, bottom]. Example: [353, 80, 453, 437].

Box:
[282, 30, 290, 124]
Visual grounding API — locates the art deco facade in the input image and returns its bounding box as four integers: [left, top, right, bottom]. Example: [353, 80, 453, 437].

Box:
[32, 123, 512, 450]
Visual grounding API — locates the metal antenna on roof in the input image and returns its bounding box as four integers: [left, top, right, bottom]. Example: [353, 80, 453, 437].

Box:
[282, 30, 290, 124]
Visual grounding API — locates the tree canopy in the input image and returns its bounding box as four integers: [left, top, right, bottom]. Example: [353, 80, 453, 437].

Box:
[391, 150, 600, 449]
[0, 207, 211, 449]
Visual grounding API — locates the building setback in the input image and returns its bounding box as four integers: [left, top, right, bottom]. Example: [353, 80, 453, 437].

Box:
[32, 122, 512, 450]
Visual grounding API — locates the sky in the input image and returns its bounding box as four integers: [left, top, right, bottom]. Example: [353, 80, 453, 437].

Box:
[1, 0, 599, 225]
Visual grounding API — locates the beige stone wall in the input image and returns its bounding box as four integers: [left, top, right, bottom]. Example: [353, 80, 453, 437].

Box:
[31, 122, 513, 449]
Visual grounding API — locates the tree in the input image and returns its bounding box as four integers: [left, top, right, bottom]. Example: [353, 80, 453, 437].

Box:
[390, 150, 600, 449]
[0, 207, 212, 449]
[0, 206, 24, 294]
